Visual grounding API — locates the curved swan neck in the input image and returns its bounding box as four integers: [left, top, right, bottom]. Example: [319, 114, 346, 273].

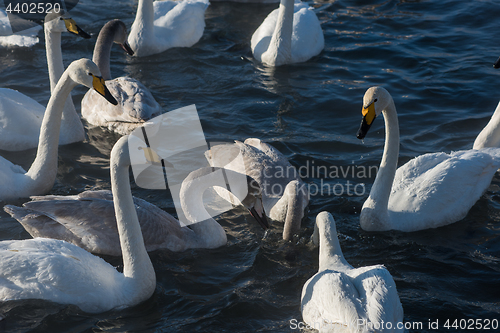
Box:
[92, 24, 115, 81]
[25, 71, 76, 190]
[473, 101, 500, 149]
[111, 137, 154, 281]
[317, 214, 349, 271]
[266, 0, 294, 65]
[367, 99, 400, 213]
[180, 170, 227, 248]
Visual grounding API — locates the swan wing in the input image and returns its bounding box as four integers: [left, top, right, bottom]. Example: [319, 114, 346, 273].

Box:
[0, 88, 46, 151]
[0, 238, 124, 313]
[0, 9, 41, 47]
[301, 269, 366, 332]
[389, 149, 500, 230]
[81, 77, 161, 135]
[153, 0, 208, 48]
[251, 2, 324, 63]
[6, 190, 189, 256]
[351, 265, 404, 332]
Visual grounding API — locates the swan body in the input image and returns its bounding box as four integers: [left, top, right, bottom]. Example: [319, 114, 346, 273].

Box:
[0, 59, 116, 200]
[357, 86, 500, 232]
[127, 0, 209, 57]
[205, 138, 308, 240]
[0, 9, 41, 47]
[0, 136, 155, 313]
[82, 20, 161, 134]
[251, 0, 324, 66]
[301, 212, 403, 332]
[0, 13, 89, 151]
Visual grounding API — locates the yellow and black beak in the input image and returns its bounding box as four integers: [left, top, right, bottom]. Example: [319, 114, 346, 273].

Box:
[357, 102, 376, 140]
[91, 75, 118, 105]
[120, 41, 135, 56]
[494, 56, 500, 69]
[63, 18, 91, 39]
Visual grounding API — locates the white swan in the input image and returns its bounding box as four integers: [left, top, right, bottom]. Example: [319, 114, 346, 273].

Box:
[4, 167, 267, 256]
[0, 9, 41, 47]
[356, 86, 500, 232]
[127, 0, 209, 57]
[473, 100, 500, 149]
[251, 0, 324, 66]
[205, 138, 308, 240]
[0, 135, 155, 313]
[301, 212, 403, 332]
[81, 20, 162, 135]
[0, 13, 89, 151]
[0, 59, 117, 201]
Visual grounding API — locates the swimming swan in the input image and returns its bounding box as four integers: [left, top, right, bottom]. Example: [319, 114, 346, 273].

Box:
[251, 0, 324, 66]
[0, 8, 41, 47]
[205, 138, 308, 240]
[356, 86, 500, 232]
[0, 59, 117, 201]
[301, 212, 403, 332]
[4, 167, 267, 256]
[81, 20, 162, 134]
[0, 135, 155, 313]
[0, 13, 90, 151]
[127, 0, 209, 57]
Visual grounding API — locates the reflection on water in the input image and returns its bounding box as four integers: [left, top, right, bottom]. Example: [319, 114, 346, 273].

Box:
[0, 0, 500, 332]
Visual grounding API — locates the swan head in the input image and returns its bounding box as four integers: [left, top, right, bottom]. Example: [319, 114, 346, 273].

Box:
[357, 86, 393, 140]
[68, 59, 118, 105]
[44, 12, 90, 38]
[103, 19, 134, 55]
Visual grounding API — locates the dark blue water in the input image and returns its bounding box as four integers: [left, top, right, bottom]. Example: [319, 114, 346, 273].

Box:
[1, 0, 500, 332]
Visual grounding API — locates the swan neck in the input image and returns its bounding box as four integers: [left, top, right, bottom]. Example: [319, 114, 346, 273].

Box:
[25, 71, 75, 188]
[44, 26, 64, 93]
[318, 219, 349, 271]
[282, 182, 305, 241]
[267, 0, 294, 64]
[180, 171, 227, 248]
[473, 101, 500, 149]
[111, 137, 154, 281]
[92, 27, 115, 81]
[369, 100, 400, 212]
[133, 0, 155, 37]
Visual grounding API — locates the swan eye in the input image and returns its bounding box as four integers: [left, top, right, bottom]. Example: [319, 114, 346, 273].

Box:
[374, 99, 378, 103]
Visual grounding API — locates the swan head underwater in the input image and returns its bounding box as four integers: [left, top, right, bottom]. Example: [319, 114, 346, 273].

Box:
[44, 11, 91, 38]
[356, 86, 393, 140]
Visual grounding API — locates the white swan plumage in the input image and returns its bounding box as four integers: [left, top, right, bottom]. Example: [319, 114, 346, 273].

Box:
[356, 86, 500, 232]
[81, 20, 161, 134]
[127, 0, 209, 57]
[0, 135, 155, 313]
[0, 9, 41, 47]
[4, 166, 267, 256]
[301, 212, 404, 332]
[0, 13, 89, 151]
[251, 0, 324, 66]
[205, 138, 308, 240]
[0, 59, 116, 201]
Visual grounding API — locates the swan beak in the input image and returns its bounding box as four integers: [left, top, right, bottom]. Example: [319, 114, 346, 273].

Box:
[120, 41, 135, 56]
[357, 102, 376, 139]
[63, 18, 91, 39]
[249, 206, 270, 230]
[494, 56, 500, 69]
[92, 75, 118, 105]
